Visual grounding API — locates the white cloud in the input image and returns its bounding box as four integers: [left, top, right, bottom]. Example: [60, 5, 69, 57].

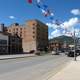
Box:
[49, 29, 62, 39]
[50, 13, 54, 16]
[61, 17, 80, 37]
[47, 17, 80, 38]
[37, 0, 41, 3]
[46, 22, 61, 29]
[9, 16, 15, 19]
[48, 35, 53, 39]
[71, 9, 80, 15]
[49, 28, 80, 39]
[64, 32, 73, 37]
[47, 17, 79, 30]
[61, 17, 79, 29]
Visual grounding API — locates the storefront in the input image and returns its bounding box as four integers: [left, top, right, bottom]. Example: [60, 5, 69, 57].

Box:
[0, 33, 8, 54]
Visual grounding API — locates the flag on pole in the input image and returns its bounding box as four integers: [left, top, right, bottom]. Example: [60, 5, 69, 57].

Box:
[41, 9, 50, 17]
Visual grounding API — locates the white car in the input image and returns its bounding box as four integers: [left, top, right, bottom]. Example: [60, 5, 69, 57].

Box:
[51, 51, 56, 55]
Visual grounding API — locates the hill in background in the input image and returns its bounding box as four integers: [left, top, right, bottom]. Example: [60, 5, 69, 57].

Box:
[49, 35, 74, 45]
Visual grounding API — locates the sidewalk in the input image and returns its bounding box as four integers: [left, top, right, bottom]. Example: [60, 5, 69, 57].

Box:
[0, 54, 35, 60]
[48, 56, 80, 80]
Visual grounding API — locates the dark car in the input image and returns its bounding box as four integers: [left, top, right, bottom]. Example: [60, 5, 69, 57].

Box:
[76, 49, 80, 55]
[29, 50, 35, 53]
[67, 50, 79, 57]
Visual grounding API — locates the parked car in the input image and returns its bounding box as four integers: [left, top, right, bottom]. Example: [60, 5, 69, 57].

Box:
[51, 51, 59, 55]
[65, 51, 69, 55]
[51, 51, 56, 55]
[35, 51, 41, 56]
[67, 50, 79, 57]
[76, 49, 80, 55]
[29, 50, 35, 53]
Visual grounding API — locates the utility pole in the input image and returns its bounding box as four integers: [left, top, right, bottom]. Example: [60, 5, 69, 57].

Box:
[74, 30, 77, 61]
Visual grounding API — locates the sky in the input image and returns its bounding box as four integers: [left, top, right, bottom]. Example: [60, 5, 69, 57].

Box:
[0, 0, 80, 39]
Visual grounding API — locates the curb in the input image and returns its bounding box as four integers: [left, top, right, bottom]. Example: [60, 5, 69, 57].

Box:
[0, 54, 36, 60]
[0, 53, 50, 60]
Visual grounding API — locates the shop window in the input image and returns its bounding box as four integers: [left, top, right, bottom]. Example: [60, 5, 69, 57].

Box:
[0, 40, 7, 45]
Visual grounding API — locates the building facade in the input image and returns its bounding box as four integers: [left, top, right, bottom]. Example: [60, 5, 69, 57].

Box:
[24, 20, 48, 52]
[8, 34, 23, 54]
[0, 32, 8, 54]
[0, 23, 23, 55]
[7, 20, 48, 52]
[49, 41, 62, 51]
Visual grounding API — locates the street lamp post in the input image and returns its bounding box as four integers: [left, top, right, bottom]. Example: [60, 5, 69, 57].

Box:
[74, 30, 77, 61]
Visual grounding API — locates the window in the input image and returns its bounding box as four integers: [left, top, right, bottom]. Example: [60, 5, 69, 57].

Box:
[13, 28, 15, 31]
[33, 31, 35, 34]
[16, 28, 18, 31]
[20, 31, 22, 34]
[20, 34, 22, 37]
[16, 32, 18, 34]
[20, 28, 22, 30]
[33, 36, 35, 38]
[13, 32, 15, 34]
[33, 23, 36, 26]
[2, 40, 7, 44]
[0, 40, 7, 45]
[33, 27, 35, 29]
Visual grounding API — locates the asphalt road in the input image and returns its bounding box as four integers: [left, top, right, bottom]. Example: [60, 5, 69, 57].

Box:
[0, 54, 72, 80]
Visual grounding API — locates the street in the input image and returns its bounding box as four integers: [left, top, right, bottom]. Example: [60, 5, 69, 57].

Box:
[0, 54, 72, 80]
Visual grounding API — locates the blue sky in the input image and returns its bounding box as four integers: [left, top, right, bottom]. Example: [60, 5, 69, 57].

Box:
[0, 0, 80, 38]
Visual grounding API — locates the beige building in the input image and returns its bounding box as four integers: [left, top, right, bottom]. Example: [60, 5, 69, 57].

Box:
[7, 20, 48, 52]
[0, 23, 23, 55]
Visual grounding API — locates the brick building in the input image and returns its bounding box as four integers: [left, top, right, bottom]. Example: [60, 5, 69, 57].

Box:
[7, 20, 48, 52]
[49, 41, 62, 51]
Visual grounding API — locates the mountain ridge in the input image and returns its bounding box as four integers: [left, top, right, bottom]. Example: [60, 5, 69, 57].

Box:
[49, 35, 74, 44]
